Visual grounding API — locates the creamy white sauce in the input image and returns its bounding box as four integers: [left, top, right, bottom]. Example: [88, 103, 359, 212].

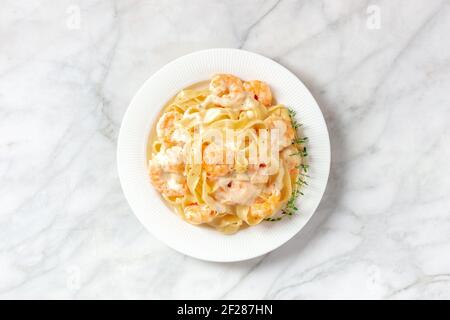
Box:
[281, 146, 301, 170]
[182, 111, 202, 124]
[166, 174, 184, 192]
[241, 95, 260, 110]
[171, 128, 190, 145]
[271, 119, 291, 149]
[265, 164, 285, 195]
[214, 180, 262, 206]
[250, 166, 270, 184]
[204, 108, 223, 123]
[155, 146, 184, 169]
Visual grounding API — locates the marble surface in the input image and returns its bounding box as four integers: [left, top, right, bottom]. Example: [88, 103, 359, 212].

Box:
[1, 0, 450, 299]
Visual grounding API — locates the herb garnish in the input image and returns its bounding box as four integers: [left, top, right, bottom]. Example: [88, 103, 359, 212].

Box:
[265, 107, 309, 222]
[287, 108, 302, 130]
[289, 146, 308, 157]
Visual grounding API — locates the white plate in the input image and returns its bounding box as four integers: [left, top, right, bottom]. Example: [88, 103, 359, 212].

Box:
[117, 48, 330, 262]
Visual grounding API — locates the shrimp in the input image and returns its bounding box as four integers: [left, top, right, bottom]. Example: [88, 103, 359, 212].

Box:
[202, 143, 233, 177]
[207, 74, 245, 107]
[149, 160, 186, 197]
[170, 127, 191, 145]
[281, 146, 302, 175]
[264, 115, 295, 149]
[264, 160, 285, 196]
[153, 146, 185, 173]
[156, 111, 182, 145]
[248, 191, 281, 224]
[243, 80, 272, 107]
[248, 163, 270, 184]
[183, 203, 217, 224]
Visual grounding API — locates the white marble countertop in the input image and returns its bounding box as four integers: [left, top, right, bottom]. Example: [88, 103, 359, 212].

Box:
[1, 0, 450, 299]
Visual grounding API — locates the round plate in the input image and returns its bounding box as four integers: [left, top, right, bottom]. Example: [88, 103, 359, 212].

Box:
[117, 48, 330, 262]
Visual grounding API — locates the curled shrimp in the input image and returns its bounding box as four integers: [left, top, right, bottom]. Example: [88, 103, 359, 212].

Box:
[248, 162, 270, 184]
[207, 74, 245, 107]
[264, 115, 295, 149]
[153, 146, 185, 173]
[156, 111, 183, 145]
[243, 80, 272, 107]
[149, 160, 186, 197]
[202, 143, 233, 177]
[248, 191, 281, 224]
[281, 146, 302, 175]
[183, 203, 217, 224]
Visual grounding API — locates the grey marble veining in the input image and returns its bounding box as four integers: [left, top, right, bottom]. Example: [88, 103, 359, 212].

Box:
[1, 0, 449, 299]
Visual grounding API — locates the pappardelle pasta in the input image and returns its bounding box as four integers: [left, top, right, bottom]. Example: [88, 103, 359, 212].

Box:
[147, 74, 308, 234]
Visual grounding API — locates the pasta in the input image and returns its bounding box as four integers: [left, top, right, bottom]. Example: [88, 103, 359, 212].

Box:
[147, 74, 307, 234]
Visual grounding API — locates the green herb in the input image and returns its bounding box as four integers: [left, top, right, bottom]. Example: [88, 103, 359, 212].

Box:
[265, 217, 283, 222]
[287, 108, 296, 117]
[265, 107, 309, 222]
[289, 147, 308, 157]
[296, 177, 308, 186]
[292, 137, 308, 145]
[302, 147, 308, 157]
[287, 107, 302, 130]
[299, 172, 310, 178]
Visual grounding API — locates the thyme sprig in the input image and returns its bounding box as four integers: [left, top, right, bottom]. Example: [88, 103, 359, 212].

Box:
[265, 107, 309, 222]
[300, 164, 309, 173]
[265, 217, 283, 222]
[287, 108, 302, 130]
[290, 146, 308, 157]
[292, 137, 308, 144]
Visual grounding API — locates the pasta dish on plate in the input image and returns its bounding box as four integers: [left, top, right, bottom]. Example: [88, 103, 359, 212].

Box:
[147, 74, 308, 234]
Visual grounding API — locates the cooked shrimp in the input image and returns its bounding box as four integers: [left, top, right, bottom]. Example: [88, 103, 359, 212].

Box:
[264, 115, 295, 149]
[153, 146, 185, 173]
[156, 111, 182, 145]
[264, 161, 286, 196]
[149, 160, 185, 197]
[248, 191, 281, 224]
[248, 162, 270, 184]
[202, 143, 233, 177]
[203, 163, 231, 177]
[184, 203, 217, 224]
[243, 80, 272, 107]
[281, 146, 302, 175]
[170, 127, 191, 145]
[207, 74, 245, 107]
